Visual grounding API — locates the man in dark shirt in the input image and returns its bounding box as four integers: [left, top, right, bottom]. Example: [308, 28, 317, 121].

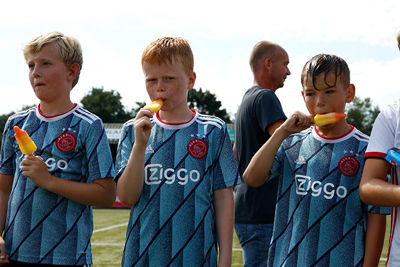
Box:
[234, 41, 290, 267]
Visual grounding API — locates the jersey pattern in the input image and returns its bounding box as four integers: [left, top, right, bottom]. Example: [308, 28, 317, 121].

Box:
[115, 111, 240, 267]
[0, 105, 114, 265]
[268, 126, 388, 267]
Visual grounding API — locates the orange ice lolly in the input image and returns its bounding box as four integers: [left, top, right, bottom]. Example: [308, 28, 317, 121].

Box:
[144, 99, 164, 113]
[14, 126, 37, 155]
[314, 112, 346, 127]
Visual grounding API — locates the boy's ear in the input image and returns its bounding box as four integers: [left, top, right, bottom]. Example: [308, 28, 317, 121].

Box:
[345, 83, 356, 103]
[68, 63, 81, 81]
[188, 72, 196, 90]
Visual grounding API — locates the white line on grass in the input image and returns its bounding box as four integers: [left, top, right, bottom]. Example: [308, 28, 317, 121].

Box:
[93, 223, 128, 233]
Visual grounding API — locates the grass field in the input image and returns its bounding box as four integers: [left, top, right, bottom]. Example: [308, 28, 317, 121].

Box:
[92, 209, 390, 266]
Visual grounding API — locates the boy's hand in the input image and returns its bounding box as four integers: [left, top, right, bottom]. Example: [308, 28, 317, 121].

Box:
[133, 108, 154, 146]
[0, 237, 9, 265]
[21, 155, 52, 189]
[279, 111, 312, 136]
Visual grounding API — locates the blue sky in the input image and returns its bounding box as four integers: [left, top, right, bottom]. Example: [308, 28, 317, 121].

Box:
[1, 0, 399, 118]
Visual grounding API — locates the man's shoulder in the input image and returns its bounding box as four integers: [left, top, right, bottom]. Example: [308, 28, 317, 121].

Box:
[244, 86, 274, 97]
[239, 86, 276, 110]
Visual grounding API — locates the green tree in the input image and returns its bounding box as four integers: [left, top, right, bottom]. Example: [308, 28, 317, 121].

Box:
[188, 88, 232, 123]
[81, 87, 134, 123]
[345, 96, 380, 135]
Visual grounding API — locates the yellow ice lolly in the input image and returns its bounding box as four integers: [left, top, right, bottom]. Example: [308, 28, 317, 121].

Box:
[314, 112, 346, 127]
[14, 126, 37, 155]
[144, 99, 164, 113]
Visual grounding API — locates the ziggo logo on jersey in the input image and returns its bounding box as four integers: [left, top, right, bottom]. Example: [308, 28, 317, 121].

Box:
[145, 164, 200, 185]
[20, 156, 69, 172]
[295, 175, 347, 199]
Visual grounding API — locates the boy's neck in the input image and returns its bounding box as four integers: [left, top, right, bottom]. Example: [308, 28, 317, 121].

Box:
[158, 107, 194, 124]
[315, 120, 353, 138]
[39, 100, 75, 117]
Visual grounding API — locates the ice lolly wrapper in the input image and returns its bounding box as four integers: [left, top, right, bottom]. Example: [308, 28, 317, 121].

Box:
[14, 126, 37, 155]
[144, 99, 164, 113]
[313, 112, 346, 127]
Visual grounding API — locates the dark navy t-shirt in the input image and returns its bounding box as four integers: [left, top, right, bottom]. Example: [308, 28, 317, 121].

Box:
[234, 86, 286, 224]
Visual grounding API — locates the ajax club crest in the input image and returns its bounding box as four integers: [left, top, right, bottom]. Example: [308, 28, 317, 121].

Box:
[56, 132, 77, 153]
[338, 156, 360, 177]
[187, 138, 208, 159]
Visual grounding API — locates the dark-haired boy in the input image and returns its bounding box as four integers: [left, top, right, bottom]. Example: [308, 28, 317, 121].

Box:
[243, 54, 388, 266]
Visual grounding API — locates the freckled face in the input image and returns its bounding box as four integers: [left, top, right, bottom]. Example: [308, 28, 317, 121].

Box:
[142, 58, 195, 112]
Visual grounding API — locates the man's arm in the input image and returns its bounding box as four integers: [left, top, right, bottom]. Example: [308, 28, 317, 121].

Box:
[267, 119, 286, 136]
[359, 158, 400, 206]
[363, 213, 386, 267]
[0, 174, 13, 264]
[214, 187, 234, 267]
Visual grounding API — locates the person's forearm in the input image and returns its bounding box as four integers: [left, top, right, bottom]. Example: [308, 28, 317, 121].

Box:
[243, 127, 289, 187]
[43, 176, 116, 207]
[0, 175, 13, 234]
[214, 188, 234, 267]
[360, 177, 400, 206]
[117, 142, 146, 206]
[363, 213, 386, 267]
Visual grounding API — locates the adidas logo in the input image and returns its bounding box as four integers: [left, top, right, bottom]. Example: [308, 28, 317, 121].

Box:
[145, 145, 155, 154]
[294, 156, 306, 165]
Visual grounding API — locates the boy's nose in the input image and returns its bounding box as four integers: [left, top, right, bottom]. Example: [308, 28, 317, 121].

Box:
[156, 82, 165, 92]
[31, 66, 41, 77]
[316, 94, 326, 107]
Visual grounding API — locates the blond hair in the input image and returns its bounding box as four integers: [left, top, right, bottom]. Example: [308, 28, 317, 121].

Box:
[141, 37, 194, 75]
[23, 31, 83, 89]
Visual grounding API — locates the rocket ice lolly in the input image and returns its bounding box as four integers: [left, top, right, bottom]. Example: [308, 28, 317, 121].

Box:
[313, 112, 346, 127]
[144, 99, 164, 113]
[14, 126, 37, 155]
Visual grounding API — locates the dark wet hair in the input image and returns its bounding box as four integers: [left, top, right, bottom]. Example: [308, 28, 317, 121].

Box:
[301, 54, 350, 90]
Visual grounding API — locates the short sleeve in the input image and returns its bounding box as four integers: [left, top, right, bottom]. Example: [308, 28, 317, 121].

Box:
[212, 124, 241, 190]
[115, 121, 134, 180]
[255, 90, 286, 134]
[366, 101, 400, 158]
[0, 118, 17, 175]
[85, 119, 115, 182]
[269, 143, 285, 181]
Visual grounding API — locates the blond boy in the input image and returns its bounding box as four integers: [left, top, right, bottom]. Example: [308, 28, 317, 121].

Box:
[0, 32, 115, 266]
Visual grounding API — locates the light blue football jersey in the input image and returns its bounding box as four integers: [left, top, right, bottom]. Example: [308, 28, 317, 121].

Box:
[115, 111, 240, 267]
[0, 105, 114, 265]
[268, 126, 389, 267]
